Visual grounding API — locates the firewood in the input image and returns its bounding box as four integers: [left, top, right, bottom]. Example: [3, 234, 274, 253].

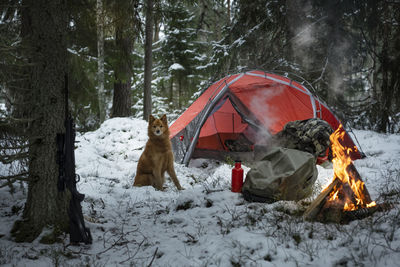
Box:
[346, 163, 372, 203]
[317, 202, 344, 223]
[342, 203, 393, 223]
[303, 178, 341, 221]
[303, 160, 383, 223]
[334, 182, 357, 207]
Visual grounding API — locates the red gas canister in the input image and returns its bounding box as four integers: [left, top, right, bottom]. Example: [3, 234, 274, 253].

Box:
[231, 161, 244, 193]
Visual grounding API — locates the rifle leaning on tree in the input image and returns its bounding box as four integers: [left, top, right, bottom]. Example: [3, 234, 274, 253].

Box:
[56, 75, 92, 245]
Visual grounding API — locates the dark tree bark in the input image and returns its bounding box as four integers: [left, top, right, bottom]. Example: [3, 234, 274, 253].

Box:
[377, 3, 392, 133]
[178, 76, 182, 109]
[143, 0, 154, 121]
[112, 81, 132, 117]
[227, 0, 230, 25]
[12, 0, 70, 242]
[111, 24, 132, 118]
[361, 1, 400, 133]
[97, 0, 106, 122]
[169, 76, 173, 103]
[153, 0, 160, 43]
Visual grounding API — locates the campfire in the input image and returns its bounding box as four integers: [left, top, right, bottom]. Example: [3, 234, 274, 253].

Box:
[304, 125, 389, 223]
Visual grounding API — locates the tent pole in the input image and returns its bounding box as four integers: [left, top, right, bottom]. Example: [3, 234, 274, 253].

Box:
[182, 74, 245, 166]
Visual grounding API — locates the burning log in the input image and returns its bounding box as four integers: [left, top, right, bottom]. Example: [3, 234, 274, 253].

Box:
[343, 202, 393, 222]
[304, 172, 390, 223]
[304, 125, 385, 224]
[345, 162, 372, 203]
[303, 178, 340, 221]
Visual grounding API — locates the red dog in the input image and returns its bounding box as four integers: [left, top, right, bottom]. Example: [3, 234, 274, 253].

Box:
[134, 115, 183, 190]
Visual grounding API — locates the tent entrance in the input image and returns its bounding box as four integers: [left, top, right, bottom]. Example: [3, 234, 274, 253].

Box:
[193, 97, 267, 162]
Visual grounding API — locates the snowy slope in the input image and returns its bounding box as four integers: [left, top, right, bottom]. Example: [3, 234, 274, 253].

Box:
[0, 117, 400, 266]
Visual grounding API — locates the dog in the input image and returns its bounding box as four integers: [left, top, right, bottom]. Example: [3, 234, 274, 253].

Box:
[133, 114, 183, 190]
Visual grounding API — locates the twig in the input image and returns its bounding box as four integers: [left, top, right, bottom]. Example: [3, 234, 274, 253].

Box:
[147, 247, 158, 267]
[312, 55, 329, 84]
[0, 172, 28, 180]
[119, 238, 146, 264]
[0, 152, 29, 164]
[0, 173, 29, 188]
[98, 234, 125, 255]
[202, 186, 224, 194]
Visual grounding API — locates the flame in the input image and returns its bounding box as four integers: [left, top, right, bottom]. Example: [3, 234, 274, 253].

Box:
[332, 191, 339, 200]
[326, 125, 376, 211]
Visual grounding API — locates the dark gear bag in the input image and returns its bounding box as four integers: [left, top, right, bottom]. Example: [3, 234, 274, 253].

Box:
[242, 147, 318, 203]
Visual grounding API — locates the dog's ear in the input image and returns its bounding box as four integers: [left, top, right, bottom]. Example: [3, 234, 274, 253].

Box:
[160, 114, 168, 124]
[149, 115, 155, 123]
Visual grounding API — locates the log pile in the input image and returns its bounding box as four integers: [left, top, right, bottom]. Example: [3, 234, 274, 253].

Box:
[304, 163, 391, 224]
[303, 124, 392, 224]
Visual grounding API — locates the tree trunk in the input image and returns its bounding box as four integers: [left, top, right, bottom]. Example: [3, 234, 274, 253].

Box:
[285, 0, 309, 66]
[378, 3, 391, 133]
[112, 81, 132, 118]
[153, 0, 160, 43]
[143, 0, 154, 121]
[169, 76, 173, 103]
[97, 0, 106, 122]
[325, 4, 344, 107]
[227, 0, 230, 25]
[111, 23, 132, 118]
[178, 76, 182, 109]
[12, 0, 70, 242]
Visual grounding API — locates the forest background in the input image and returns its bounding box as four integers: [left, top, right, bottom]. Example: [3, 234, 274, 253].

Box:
[2, 0, 399, 132]
[0, 0, 399, 242]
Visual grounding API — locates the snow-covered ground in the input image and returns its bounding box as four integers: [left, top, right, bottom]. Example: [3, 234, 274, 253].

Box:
[1, 117, 400, 266]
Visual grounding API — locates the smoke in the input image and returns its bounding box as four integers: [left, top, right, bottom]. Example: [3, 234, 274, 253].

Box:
[286, 1, 353, 96]
[330, 73, 344, 94]
[286, 0, 319, 70]
[290, 24, 317, 69]
[329, 39, 351, 94]
[247, 83, 286, 142]
[294, 26, 315, 48]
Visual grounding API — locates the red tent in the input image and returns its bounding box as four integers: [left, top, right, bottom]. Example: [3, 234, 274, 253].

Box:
[170, 70, 362, 166]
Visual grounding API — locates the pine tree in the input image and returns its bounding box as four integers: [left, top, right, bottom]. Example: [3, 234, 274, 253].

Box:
[108, 0, 140, 118]
[67, 0, 102, 131]
[11, 0, 70, 242]
[97, 0, 106, 123]
[353, 1, 400, 132]
[143, 0, 154, 121]
[155, 1, 208, 108]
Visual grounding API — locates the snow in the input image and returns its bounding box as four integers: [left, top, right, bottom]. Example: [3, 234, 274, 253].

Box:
[169, 63, 185, 71]
[1, 117, 400, 266]
[0, 102, 6, 111]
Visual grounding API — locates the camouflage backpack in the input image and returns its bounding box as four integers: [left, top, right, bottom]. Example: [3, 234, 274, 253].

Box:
[272, 118, 333, 158]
